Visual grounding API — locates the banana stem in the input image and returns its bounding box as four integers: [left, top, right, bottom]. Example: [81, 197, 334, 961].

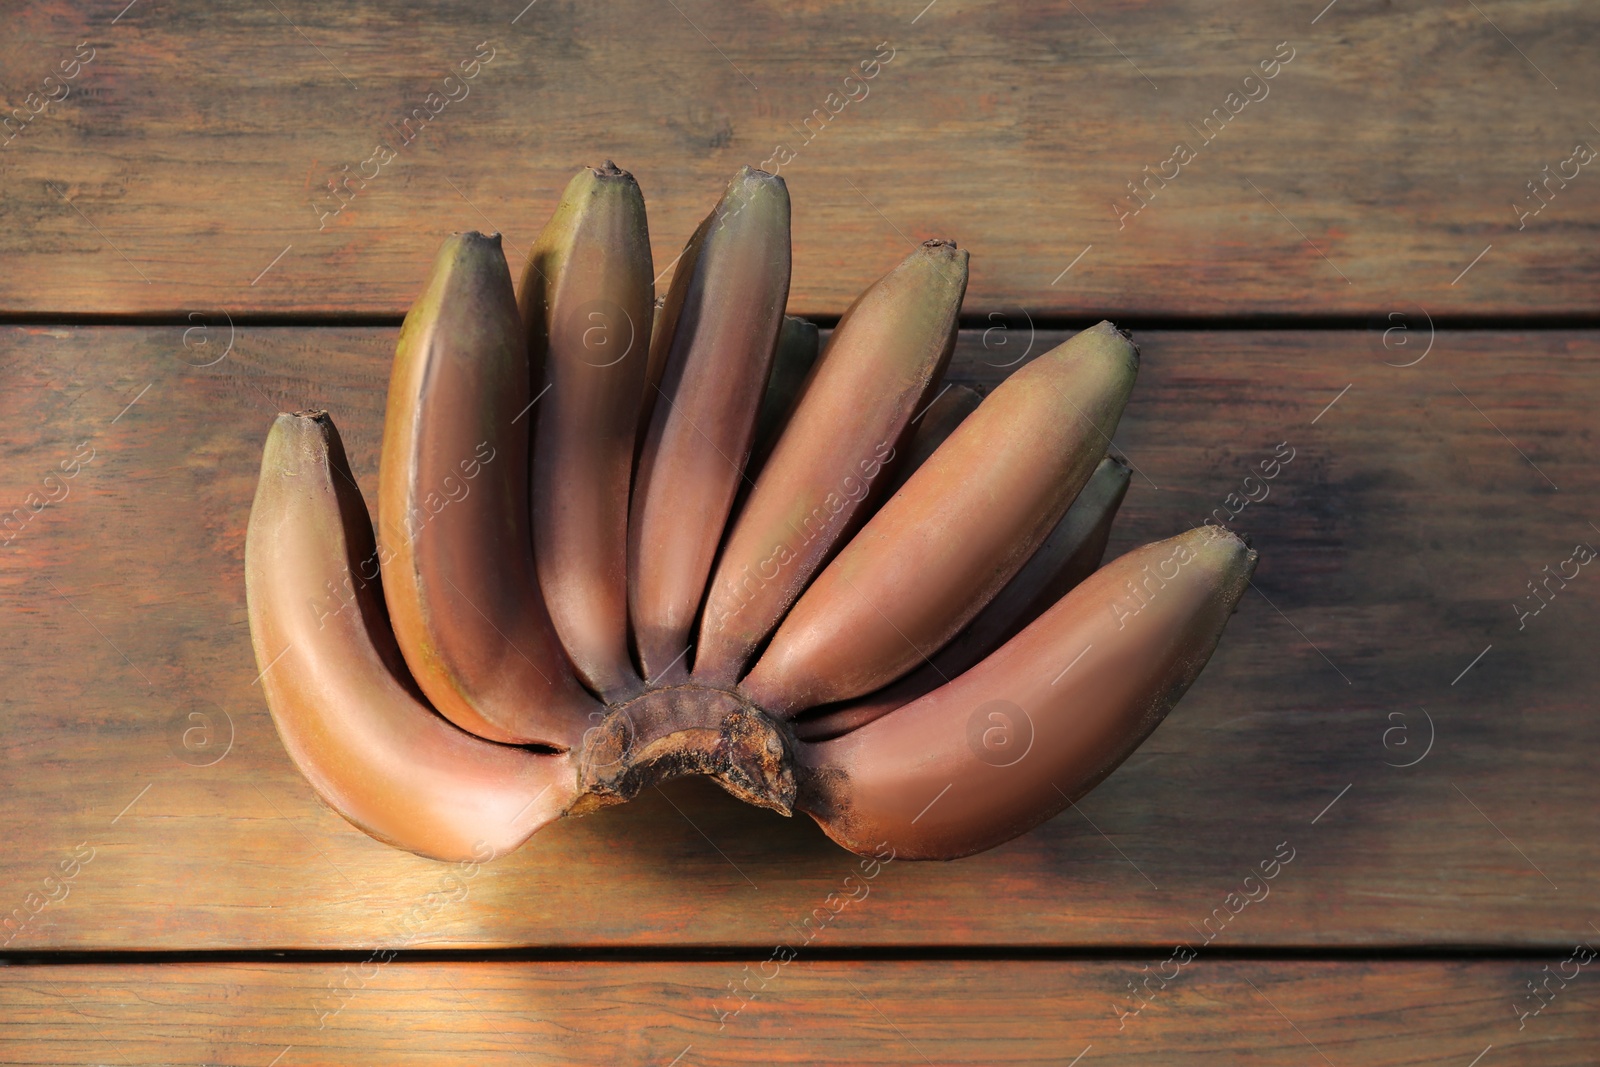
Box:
[570, 684, 798, 817]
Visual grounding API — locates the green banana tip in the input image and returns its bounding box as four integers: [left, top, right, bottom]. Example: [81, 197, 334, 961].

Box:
[448, 230, 502, 245]
[917, 238, 969, 273]
[436, 232, 508, 274]
[276, 409, 333, 436]
[730, 165, 787, 195]
[1098, 320, 1140, 365]
[263, 410, 340, 478]
[1187, 523, 1260, 578]
[1041, 322, 1138, 381]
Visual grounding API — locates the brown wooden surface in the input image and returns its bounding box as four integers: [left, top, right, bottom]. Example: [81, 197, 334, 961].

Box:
[3, 326, 1595, 950]
[4, 960, 1597, 1065]
[6, 2, 1596, 1055]
[3, 1, 1600, 316]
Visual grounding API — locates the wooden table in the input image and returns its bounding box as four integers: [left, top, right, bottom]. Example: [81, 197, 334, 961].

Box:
[3, 1, 1596, 1062]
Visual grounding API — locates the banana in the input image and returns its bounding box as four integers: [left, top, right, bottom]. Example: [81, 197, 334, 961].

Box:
[628, 166, 791, 683]
[246, 412, 582, 862]
[795, 525, 1256, 859]
[792, 455, 1130, 742]
[247, 161, 1262, 865]
[913, 453, 1131, 678]
[378, 232, 594, 747]
[747, 315, 821, 475]
[881, 383, 982, 497]
[521, 163, 654, 701]
[693, 241, 968, 686]
[740, 321, 1139, 715]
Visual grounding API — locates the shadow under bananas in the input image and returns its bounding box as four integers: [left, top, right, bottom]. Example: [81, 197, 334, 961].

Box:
[579, 776, 848, 879]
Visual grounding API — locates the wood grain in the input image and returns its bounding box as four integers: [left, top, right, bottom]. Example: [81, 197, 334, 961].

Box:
[4, 960, 1595, 1065]
[2, 2, 1599, 316]
[2, 325, 1595, 950]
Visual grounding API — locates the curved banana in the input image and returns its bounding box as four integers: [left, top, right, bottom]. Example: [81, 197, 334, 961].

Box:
[378, 232, 595, 747]
[695, 241, 968, 686]
[521, 163, 654, 701]
[793, 455, 1130, 742]
[796, 525, 1256, 859]
[246, 412, 581, 862]
[741, 321, 1139, 715]
[628, 166, 791, 683]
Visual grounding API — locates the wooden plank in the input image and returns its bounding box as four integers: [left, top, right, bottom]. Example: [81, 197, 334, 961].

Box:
[2, 960, 1593, 1065]
[2, 2, 1599, 315]
[1, 326, 1597, 949]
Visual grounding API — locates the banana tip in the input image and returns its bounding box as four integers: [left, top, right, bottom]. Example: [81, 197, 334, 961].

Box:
[1194, 524, 1260, 582]
[276, 410, 335, 440]
[918, 238, 968, 271]
[441, 231, 502, 259]
[731, 165, 787, 192]
[1095, 320, 1139, 366]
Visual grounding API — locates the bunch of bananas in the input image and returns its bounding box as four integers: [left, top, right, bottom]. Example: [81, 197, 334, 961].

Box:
[245, 163, 1255, 863]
